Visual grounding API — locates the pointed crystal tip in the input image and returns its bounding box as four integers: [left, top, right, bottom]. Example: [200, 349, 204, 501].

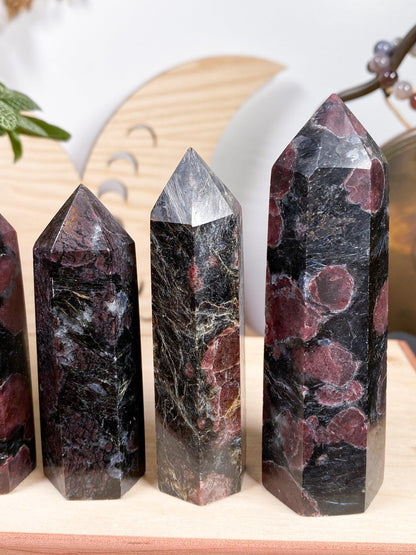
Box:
[0, 213, 16, 237]
[151, 148, 240, 227]
[326, 93, 343, 105]
[311, 93, 369, 140]
[34, 183, 132, 254]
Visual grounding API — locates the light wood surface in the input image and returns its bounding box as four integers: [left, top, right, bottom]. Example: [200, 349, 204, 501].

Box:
[0, 338, 414, 554]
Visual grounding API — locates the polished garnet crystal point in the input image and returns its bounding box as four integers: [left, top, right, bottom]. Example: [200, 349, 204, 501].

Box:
[0, 214, 36, 494]
[263, 94, 389, 516]
[33, 184, 145, 499]
[151, 148, 244, 505]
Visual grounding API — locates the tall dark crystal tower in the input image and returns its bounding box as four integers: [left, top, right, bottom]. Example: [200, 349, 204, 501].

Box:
[151, 148, 244, 505]
[34, 184, 145, 499]
[0, 215, 36, 493]
[263, 94, 388, 516]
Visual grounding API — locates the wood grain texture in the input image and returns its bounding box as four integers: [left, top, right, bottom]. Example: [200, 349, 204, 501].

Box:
[0, 533, 415, 554]
[0, 338, 414, 552]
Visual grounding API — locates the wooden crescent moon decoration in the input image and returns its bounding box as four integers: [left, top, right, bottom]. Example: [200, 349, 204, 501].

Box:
[107, 151, 139, 174]
[98, 178, 129, 201]
[0, 55, 283, 348]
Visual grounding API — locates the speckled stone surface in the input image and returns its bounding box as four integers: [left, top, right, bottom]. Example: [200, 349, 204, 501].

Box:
[33, 184, 145, 500]
[0, 215, 36, 494]
[263, 94, 389, 516]
[151, 148, 244, 505]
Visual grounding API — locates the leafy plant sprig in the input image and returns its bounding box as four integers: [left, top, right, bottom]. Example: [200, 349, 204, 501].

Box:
[0, 82, 70, 162]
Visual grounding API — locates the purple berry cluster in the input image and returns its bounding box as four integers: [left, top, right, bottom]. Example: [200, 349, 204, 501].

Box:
[368, 38, 416, 109]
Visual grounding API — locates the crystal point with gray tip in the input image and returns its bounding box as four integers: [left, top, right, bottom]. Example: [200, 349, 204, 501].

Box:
[34, 184, 145, 499]
[151, 149, 244, 505]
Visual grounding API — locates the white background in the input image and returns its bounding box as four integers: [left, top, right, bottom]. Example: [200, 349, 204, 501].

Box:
[0, 0, 414, 331]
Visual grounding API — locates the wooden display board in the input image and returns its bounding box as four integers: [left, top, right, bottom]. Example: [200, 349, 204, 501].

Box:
[0, 338, 415, 553]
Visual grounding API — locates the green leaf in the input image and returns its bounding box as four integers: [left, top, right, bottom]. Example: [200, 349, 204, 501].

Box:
[0, 89, 40, 112]
[16, 115, 49, 137]
[0, 101, 18, 131]
[16, 115, 70, 141]
[7, 131, 22, 162]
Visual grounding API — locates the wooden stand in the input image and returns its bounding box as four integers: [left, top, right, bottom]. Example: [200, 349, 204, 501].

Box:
[0, 338, 415, 553]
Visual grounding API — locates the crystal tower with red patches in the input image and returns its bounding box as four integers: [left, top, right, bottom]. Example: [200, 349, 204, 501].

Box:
[151, 148, 243, 505]
[0, 215, 36, 493]
[263, 94, 388, 516]
[34, 185, 145, 499]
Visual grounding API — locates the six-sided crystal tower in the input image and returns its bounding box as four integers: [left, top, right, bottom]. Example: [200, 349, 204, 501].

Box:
[33, 185, 145, 499]
[0, 215, 36, 493]
[151, 148, 244, 505]
[262, 94, 388, 515]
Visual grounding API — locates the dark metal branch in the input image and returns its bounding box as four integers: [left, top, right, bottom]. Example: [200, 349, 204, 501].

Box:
[338, 25, 416, 101]
[339, 77, 380, 102]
